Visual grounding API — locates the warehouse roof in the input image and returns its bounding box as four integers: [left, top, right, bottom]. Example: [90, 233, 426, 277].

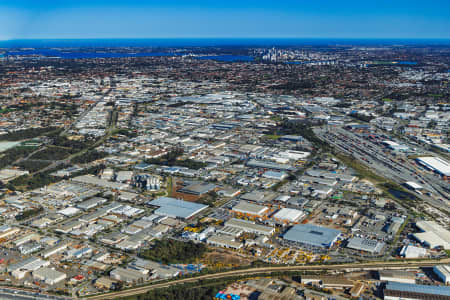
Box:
[416, 156, 450, 176]
[232, 200, 268, 216]
[148, 197, 208, 219]
[33, 267, 66, 282]
[347, 237, 385, 254]
[225, 218, 274, 235]
[247, 159, 296, 172]
[414, 220, 450, 250]
[283, 224, 341, 248]
[385, 281, 450, 297]
[272, 208, 304, 223]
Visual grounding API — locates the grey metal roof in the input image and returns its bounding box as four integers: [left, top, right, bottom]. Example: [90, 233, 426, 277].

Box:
[148, 197, 208, 219]
[386, 281, 450, 297]
[347, 237, 385, 253]
[283, 224, 341, 248]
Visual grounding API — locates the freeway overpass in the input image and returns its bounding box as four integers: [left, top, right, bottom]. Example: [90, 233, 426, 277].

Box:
[84, 258, 450, 299]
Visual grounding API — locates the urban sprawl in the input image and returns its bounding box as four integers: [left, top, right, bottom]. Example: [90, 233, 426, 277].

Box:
[0, 45, 449, 300]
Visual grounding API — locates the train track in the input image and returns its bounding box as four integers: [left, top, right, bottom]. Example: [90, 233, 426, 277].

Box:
[84, 258, 450, 299]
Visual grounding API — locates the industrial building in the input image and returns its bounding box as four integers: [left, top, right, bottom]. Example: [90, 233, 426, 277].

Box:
[272, 208, 305, 223]
[177, 181, 217, 196]
[246, 159, 296, 172]
[433, 265, 450, 284]
[148, 197, 208, 219]
[7, 257, 50, 279]
[225, 218, 275, 236]
[346, 237, 385, 254]
[207, 234, 243, 249]
[76, 197, 107, 210]
[383, 281, 450, 300]
[110, 267, 148, 283]
[231, 201, 269, 217]
[33, 267, 67, 285]
[399, 245, 427, 259]
[283, 224, 341, 248]
[413, 220, 450, 249]
[416, 156, 450, 177]
[378, 270, 416, 284]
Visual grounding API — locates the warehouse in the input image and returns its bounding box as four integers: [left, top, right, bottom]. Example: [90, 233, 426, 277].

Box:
[41, 242, 70, 258]
[33, 267, 67, 285]
[433, 265, 450, 284]
[283, 224, 341, 248]
[413, 220, 450, 249]
[207, 234, 243, 249]
[76, 197, 107, 210]
[346, 237, 385, 254]
[148, 197, 208, 219]
[262, 170, 288, 180]
[416, 156, 450, 177]
[272, 208, 305, 223]
[399, 245, 427, 259]
[383, 282, 450, 300]
[8, 257, 50, 279]
[110, 267, 148, 283]
[246, 159, 296, 172]
[378, 270, 416, 284]
[225, 218, 275, 236]
[177, 181, 217, 195]
[232, 200, 269, 217]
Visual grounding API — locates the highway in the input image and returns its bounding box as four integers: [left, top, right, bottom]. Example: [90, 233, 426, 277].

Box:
[84, 258, 450, 299]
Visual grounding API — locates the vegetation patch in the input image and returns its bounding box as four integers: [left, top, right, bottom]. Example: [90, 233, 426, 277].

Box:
[0, 126, 60, 141]
[15, 160, 52, 172]
[139, 239, 207, 264]
[71, 150, 108, 164]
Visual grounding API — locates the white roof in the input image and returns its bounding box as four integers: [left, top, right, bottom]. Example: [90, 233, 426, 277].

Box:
[414, 221, 450, 249]
[59, 207, 80, 216]
[273, 208, 304, 222]
[405, 181, 422, 189]
[400, 245, 427, 258]
[417, 156, 450, 176]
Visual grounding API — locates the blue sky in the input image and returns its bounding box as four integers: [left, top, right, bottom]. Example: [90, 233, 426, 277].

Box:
[1, 0, 449, 40]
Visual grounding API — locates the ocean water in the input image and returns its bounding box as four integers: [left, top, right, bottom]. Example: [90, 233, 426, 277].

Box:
[1, 38, 449, 49]
[5, 49, 182, 59]
[194, 55, 254, 62]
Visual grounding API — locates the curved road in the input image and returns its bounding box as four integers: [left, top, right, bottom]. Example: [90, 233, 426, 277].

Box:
[85, 259, 450, 299]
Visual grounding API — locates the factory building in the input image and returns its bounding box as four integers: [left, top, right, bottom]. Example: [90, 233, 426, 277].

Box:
[416, 156, 450, 177]
[383, 281, 450, 300]
[433, 265, 450, 284]
[231, 201, 269, 217]
[346, 237, 385, 254]
[225, 218, 275, 236]
[272, 208, 305, 224]
[33, 267, 67, 285]
[148, 197, 208, 220]
[283, 224, 341, 249]
[413, 220, 450, 250]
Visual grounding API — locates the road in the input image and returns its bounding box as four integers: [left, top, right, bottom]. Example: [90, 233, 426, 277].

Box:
[84, 258, 450, 299]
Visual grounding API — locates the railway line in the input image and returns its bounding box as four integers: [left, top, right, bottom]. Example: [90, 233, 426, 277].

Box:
[84, 258, 450, 299]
